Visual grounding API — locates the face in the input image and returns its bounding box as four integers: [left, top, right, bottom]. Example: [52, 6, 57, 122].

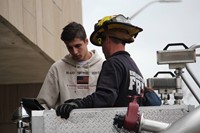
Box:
[65, 38, 89, 61]
[102, 37, 110, 59]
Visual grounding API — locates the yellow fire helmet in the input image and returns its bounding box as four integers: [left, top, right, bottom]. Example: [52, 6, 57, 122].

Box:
[90, 14, 143, 46]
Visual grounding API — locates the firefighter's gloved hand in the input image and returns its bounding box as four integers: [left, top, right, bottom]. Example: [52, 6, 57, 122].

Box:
[56, 102, 78, 119]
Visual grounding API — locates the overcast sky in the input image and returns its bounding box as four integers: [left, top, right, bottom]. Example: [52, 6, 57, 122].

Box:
[82, 0, 200, 106]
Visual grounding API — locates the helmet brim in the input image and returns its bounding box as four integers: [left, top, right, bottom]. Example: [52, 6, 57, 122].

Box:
[90, 22, 143, 46]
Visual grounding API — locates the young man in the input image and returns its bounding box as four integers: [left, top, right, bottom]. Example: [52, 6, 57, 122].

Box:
[36, 22, 104, 109]
[56, 15, 161, 119]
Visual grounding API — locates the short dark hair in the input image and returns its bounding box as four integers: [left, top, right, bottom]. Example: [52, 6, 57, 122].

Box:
[61, 22, 87, 42]
[109, 36, 125, 45]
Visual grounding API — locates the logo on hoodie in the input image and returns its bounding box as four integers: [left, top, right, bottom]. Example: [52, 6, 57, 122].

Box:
[77, 76, 89, 84]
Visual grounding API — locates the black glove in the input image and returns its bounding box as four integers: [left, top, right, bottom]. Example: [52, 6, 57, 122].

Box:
[56, 102, 78, 119]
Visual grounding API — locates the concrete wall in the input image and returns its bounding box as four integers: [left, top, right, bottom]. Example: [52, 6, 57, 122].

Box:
[0, 0, 83, 61]
[0, 1, 82, 132]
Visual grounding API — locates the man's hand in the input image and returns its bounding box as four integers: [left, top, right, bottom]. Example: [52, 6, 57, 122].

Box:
[56, 102, 78, 119]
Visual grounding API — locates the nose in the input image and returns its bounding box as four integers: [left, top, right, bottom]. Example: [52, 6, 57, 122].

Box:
[72, 47, 78, 55]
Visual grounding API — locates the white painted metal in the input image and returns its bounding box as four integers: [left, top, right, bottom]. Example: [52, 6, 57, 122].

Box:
[32, 105, 194, 133]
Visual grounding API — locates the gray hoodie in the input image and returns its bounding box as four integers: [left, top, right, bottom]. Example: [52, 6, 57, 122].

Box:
[37, 50, 104, 109]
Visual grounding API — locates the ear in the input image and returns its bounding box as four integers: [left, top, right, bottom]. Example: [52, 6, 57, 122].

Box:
[85, 38, 89, 45]
[106, 36, 112, 44]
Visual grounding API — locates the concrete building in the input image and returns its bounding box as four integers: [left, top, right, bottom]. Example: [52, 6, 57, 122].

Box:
[0, 0, 82, 132]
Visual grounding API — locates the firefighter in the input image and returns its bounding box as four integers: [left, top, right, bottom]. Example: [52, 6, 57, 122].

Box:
[56, 14, 161, 119]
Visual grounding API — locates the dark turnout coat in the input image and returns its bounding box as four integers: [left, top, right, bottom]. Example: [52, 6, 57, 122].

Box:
[73, 51, 155, 108]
